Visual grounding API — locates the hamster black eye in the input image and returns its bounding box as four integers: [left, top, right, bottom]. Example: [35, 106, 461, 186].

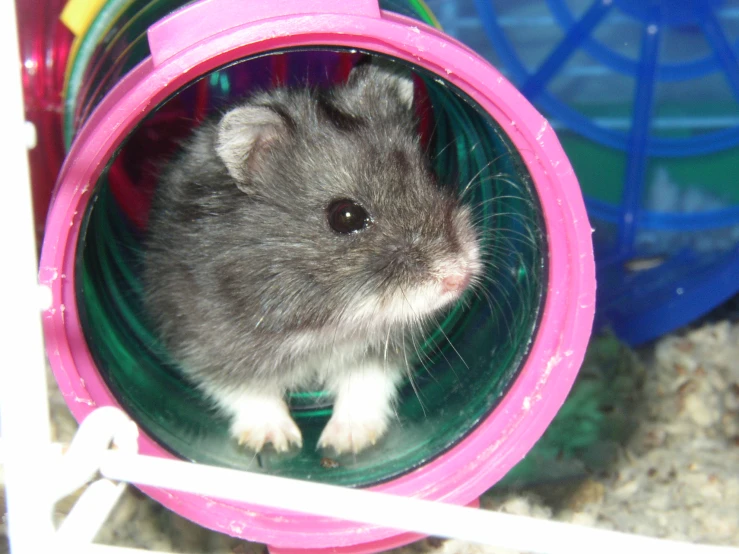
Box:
[326, 199, 371, 234]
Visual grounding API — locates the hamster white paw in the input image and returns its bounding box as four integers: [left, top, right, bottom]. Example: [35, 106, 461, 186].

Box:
[318, 364, 400, 455]
[226, 393, 302, 453]
[317, 411, 389, 455]
[232, 416, 302, 453]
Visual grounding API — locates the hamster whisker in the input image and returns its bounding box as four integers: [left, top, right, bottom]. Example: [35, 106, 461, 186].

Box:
[470, 194, 536, 211]
[467, 274, 502, 314]
[458, 158, 505, 200]
[409, 322, 440, 378]
[480, 238, 536, 269]
[433, 313, 464, 382]
[246, 439, 264, 468]
[484, 247, 539, 289]
[428, 136, 457, 163]
[399, 287, 450, 396]
[474, 227, 538, 250]
[469, 211, 537, 230]
[474, 171, 534, 195]
[470, 193, 536, 211]
[473, 266, 520, 331]
[408, 321, 443, 384]
[430, 314, 470, 372]
[471, 287, 516, 346]
[396, 285, 453, 391]
[481, 227, 540, 250]
[422, 116, 443, 158]
[475, 268, 526, 303]
[402, 329, 427, 417]
[383, 324, 392, 375]
[477, 243, 533, 270]
[464, 178, 538, 211]
[459, 157, 534, 202]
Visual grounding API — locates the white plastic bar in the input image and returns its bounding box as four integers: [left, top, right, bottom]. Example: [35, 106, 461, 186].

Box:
[77, 545, 152, 554]
[0, 0, 57, 551]
[52, 406, 139, 502]
[0, 440, 65, 465]
[100, 451, 739, 554]
[57, 479, 128, 545]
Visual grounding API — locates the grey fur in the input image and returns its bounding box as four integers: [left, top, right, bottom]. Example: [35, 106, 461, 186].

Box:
[142, 62, 478, 403]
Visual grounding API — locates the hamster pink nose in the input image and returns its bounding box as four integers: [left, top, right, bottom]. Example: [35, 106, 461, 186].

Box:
[441, 272, 471, 294]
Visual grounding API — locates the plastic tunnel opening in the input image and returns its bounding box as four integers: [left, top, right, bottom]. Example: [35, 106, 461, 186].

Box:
[74, 47, 547, 487]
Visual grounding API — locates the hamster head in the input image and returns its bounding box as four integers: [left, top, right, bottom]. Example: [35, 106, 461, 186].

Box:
[213, 61, 481, 336]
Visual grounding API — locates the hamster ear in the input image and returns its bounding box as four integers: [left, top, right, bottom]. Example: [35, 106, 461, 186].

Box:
[215, 105, 286, 190]
[346, 60, 415, 112]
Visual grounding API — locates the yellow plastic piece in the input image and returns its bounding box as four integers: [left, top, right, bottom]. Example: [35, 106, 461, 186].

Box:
[60, 0, 107, 37]
[60, 0, 107, 102]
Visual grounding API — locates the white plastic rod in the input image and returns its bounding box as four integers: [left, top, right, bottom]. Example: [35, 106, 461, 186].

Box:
[58, 480, 128, 545]
[100, 451, 739, 554]
[0, 0, 57, 551]
[75, 545, 152, 554]
[0, 440, 65, 465]
[53, 406, 139, 502]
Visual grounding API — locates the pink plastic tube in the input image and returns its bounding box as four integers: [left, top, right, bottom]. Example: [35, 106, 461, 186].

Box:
[39, 0, 596, 551]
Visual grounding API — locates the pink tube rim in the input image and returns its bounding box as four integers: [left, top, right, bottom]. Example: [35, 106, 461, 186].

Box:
[39, 2, 595, 550]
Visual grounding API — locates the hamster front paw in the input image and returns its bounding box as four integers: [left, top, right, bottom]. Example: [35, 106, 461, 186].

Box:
[232, 415, 303, 453]
[225, 391, 303, 453]
[317, 412, 389, 455]
[318, 362, 401, 455]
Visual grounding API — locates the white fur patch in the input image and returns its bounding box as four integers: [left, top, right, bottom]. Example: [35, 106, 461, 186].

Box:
[344, 242, 482, 328]
[210, 387, 302, 452]
[318, 360, 403, 454]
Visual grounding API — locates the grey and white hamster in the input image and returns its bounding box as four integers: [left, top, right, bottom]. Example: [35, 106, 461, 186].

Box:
[142, 60, 481, 455]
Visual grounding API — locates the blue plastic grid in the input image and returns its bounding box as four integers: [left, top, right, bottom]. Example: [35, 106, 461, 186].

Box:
[425, 0, 739, 345]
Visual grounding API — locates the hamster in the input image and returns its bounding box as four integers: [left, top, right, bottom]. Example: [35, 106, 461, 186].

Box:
[142, 60, 481, 455]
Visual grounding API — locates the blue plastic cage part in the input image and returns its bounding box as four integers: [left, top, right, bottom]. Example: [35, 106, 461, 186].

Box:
[424, 0, 739, 345]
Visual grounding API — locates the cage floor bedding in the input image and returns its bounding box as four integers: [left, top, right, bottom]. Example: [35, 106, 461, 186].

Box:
[1, 316, 738, 553]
